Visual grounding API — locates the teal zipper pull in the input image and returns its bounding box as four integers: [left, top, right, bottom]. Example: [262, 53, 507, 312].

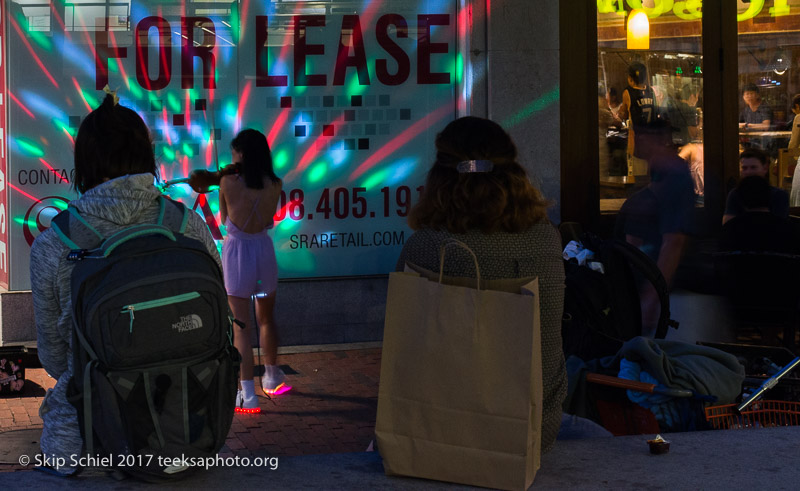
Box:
[123, 305, 135, 333]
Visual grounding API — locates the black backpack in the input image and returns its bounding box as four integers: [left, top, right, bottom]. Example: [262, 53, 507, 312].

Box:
[50, 196, 238, 482]
[561, 233, 678, 361]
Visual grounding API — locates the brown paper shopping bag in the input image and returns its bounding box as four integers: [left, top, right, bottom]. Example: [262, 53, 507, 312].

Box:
[376, 240, 543, 491]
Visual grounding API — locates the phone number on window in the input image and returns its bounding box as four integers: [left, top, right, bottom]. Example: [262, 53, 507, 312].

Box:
[274, 185, 424, 221]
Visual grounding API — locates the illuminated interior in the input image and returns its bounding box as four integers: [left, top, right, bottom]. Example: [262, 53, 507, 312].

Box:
[597, 1, 800, 213]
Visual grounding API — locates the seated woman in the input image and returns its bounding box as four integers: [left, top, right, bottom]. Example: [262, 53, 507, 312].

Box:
[30, 91, 221, 473]
[219, 129, 287, 411]
[395, 116, 568, 452]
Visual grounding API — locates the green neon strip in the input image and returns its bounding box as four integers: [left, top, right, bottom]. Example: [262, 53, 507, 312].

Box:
[15, 138, 45, 157]
[501, 86, 560, 129]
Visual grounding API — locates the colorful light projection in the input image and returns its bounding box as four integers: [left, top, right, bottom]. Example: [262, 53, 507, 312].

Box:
[5, 0, 468, 289]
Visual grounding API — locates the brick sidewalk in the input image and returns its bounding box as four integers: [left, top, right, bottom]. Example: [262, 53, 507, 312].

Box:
[0, 348, 381, 472]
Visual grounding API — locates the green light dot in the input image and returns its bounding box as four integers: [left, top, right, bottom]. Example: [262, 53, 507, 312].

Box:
[308, 162, 327, 183]
[182, 143, 195, 158]
[15, 138, 45, 158]
[53, 119, 73, 136]
[83, 91, 99, 110]
[224, 101, 237, 120]
[273, 149, 289, 170]
[167, 93, 181, 113]
[163, 147, 176, 161]
[277, 218, 301, 232]
[127, 80, 143, 99]
[362, 169, 389, 191]
[29, 30, 53, 51]
[346, 73, 368, 96]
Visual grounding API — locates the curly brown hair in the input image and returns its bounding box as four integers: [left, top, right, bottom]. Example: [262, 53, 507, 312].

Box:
[408, 116, 549, 233]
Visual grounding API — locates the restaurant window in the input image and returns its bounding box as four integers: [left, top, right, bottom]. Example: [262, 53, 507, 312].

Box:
[737, 1, 800, 205]
[596, 2, 703, 213]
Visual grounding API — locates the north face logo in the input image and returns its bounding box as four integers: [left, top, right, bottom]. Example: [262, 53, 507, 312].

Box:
[172, 314, 203, 332]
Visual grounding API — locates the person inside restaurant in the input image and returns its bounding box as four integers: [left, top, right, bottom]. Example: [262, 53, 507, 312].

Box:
[619, 62, 658, 180]
[787, 94, 800, 206]
[720, 175, 800, 254]
[739, 83, 772, 132]
[723, 147, 788, 224]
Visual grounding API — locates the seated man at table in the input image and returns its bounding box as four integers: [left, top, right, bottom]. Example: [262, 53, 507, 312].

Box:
[723, 148, 788, 224]
[739, 83, 772, 132]
[720, 175, 800, 254]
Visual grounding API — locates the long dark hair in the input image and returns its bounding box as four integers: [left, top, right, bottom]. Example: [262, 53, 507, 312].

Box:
[73, 94, 157, 193]
[231, 129, 280, 189]
[408, 116, 549, 234]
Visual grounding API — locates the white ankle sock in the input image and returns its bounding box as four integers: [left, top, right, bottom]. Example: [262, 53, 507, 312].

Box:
[241, 379, 256, 399]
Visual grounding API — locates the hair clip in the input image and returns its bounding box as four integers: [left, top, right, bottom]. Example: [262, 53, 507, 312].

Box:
[456, 160, 494, 173]
[102, 85, 120, 106]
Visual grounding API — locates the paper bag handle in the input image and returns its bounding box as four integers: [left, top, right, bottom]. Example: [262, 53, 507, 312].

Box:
[439, 239, 481, 289]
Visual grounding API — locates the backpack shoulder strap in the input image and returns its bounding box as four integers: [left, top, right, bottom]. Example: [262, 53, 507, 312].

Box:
[50, 206, 104, 250]
[157, 196, 189, 234]
[607, 237, 679, 338]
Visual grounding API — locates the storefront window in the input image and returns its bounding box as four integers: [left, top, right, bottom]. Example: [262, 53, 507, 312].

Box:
[597, 3, 703, 212]
[737, 1, 800, 206]
[3, 0, 461, 289]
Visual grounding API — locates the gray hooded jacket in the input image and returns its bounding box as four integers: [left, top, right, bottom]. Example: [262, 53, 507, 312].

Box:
[30, 174, 221, 468]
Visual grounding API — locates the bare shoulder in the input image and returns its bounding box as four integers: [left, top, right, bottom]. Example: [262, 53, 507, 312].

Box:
[221, 174, 241, 188]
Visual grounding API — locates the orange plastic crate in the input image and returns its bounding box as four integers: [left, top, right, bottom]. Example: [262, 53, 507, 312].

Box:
[705, 400, 800, 429]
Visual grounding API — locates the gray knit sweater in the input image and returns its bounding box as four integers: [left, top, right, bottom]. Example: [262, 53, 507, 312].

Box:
[30, 174, 221, 468]
[395, 224, 568, 453]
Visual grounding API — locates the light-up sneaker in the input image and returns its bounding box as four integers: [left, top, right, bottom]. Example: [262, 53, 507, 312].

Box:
[235, 389, 260, 414]
[262, 365, 291, 395]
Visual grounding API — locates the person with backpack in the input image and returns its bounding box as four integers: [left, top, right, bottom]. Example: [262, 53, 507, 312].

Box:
[616, 126, 694, 337]
[219, 129, 287, 410]
[30, 90, 225, 476]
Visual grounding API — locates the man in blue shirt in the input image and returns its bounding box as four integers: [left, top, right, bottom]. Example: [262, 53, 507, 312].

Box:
[739, 83, 772, 131]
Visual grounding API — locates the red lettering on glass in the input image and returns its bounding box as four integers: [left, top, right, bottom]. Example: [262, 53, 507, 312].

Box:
[375, 14, 410, 86]
[255, 16, 288, 87]
[135, 16, 172, 91]
[293, 15, 326, 87]
[417, 14, 450, 85]
[333, 15, 369, 86]
[95, 31, 128, 89]
[181, 17, 216, 89]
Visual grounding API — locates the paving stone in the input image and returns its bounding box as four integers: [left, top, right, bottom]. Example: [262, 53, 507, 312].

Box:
[0, 349, 382, 471]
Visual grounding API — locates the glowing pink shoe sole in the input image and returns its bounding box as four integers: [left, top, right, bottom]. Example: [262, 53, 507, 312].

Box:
[264, 383, 292, 396]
